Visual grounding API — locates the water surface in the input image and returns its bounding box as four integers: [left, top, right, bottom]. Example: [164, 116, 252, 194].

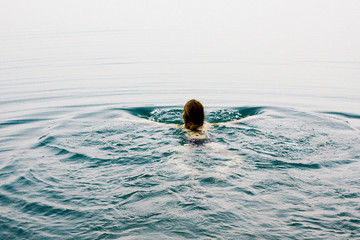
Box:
[1, 1, 360, 239]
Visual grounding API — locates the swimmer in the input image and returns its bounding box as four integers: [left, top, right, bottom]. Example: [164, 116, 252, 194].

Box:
[181, 99, 263, 142]
[119, 99, 262, 142]
[119, 99, 263, 176]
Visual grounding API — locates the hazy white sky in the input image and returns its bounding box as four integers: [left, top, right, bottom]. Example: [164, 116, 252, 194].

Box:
[1, 0, 360, 62]
[1, 0, 359, 63]
[1, 1, 359, 36]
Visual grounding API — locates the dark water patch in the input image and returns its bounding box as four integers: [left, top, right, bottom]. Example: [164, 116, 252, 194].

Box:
[199, 176, 226, 185]
[13, 175, 38, 189]
[0, 118, 51, 128]
[0, 148, 12, 154]
[267, 159, 321, 170]
[55, 148, 72, 156]
[321, 111, 360, 119]
[119, 106, 184, 124]
[32, 135, 56, 148]
[231, 106, 265, 117]
[67, 152, 103, 162]
[232, 186, 256, 196]
[63, 152, 129, 168]
[341, 192, 360, 199]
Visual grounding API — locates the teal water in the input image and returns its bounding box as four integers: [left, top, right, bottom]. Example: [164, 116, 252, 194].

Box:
[1, 1, 360, 239]
[1, 104, 359, 239]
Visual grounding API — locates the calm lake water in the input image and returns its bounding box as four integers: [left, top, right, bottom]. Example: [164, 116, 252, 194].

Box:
[1, 1, 360, 239]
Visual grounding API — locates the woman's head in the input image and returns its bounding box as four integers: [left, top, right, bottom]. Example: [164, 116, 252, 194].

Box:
[183, 99, 204, 130]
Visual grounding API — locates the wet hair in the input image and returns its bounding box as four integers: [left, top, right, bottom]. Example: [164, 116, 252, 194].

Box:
[183, 99, 205, 131]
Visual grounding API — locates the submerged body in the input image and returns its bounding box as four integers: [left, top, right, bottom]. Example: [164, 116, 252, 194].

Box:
[184, 121, 211, 140]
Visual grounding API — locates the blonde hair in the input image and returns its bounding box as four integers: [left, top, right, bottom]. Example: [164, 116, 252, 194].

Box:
[183, 99, 205, 131]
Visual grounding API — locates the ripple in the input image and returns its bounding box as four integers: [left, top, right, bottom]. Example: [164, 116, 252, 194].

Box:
[322, 111, 360, 119]
[1, 104, 359, 239]
[257, 159, 322, 170]
[0, 118, 51, 127]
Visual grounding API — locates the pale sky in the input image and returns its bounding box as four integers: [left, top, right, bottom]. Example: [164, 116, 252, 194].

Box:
[1, 0, 359, 60]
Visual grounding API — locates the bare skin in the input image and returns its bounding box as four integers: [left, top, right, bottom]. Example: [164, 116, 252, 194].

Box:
[118, 114, 264, 140]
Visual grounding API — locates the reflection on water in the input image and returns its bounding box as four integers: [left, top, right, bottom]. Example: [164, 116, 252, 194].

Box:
[1, 0, 360, 239]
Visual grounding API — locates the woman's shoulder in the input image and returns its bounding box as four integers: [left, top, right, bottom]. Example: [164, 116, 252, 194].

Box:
[203, 122, 212, 129]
